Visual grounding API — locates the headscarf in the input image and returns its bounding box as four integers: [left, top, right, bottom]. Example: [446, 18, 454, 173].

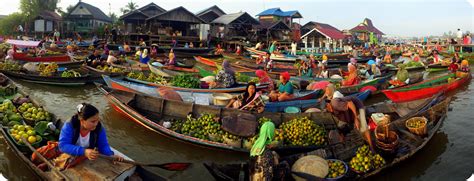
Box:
[396, 64, 408, 82]
[142, 49, 148, 58]
[255, 69, 268, 79]
[325, 83, 336, 100]
[280, 71, 290, 81]
[350, 58, 357, 64]
[461, 60, 469, 67]
[322, 54, 328, 61]
[250, 121, 275, 156]
[222, 59, 235, 76]
[367, 60, 375, 65]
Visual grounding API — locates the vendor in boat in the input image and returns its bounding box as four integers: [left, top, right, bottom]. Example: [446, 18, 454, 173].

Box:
[269, 72, 294, 102]
[135, 47, 142, 60]
[317, 65, 329, 78]
[106, 51, 119, 65]
[250, 121, 288, 181]
[299, 60, 313, 77]
[215, 44, 224, 55]
[255, 70, 274, 92]
[383, 53, 392, 64]
[389, 64, 409, 86]
[269, 41, 277, 54]
[213, 60, 236, 88]
[226, 82, 265, 113]
[123, 42, 131, 53]
[150, 44, 158, 58]
[431, 50, 443, 64]
[86, 49, 102, 67]
[139, 49, 150, 64]
[412, 53, 421, 62]
[460, 60, 470, 72]
[264, 53, 273, 72]
[58, 103, 124, 164]
[256, 54, 265, 65]
[167, 49, 176, 66]
[235, 45, 242, 55]
[341, 59, 360, 86]
[326, 91, 367, 134]
[452, 52, 461, 63]
[139, 38, 146, 47]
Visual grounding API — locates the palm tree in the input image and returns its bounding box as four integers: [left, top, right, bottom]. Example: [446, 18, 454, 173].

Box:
[120, 1, 139, 15]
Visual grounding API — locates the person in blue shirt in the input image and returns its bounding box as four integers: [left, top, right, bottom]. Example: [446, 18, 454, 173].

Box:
[139, 49, 150, 64]
[269, 72, 294, 102]
[59, 103, 123, 161]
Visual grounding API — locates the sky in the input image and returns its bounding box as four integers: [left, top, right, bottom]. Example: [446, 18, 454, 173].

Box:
[0, 0, 473, 37]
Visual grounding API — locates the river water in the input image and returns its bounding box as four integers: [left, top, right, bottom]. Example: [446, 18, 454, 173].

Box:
[0, 67, 473, 180]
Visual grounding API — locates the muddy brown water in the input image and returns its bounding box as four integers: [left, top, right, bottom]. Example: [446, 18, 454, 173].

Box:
[0, 67, 473, 180]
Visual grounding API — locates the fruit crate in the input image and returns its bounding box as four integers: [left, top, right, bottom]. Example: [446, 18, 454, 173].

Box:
[7, 128, 43, 152]
[405, 117, 427, 136]
[326, 159, 348, 180]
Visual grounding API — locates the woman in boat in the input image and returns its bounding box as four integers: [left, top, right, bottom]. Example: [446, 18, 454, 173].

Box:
[150, 44, 158, 58]
[460, 60, 470, 72]
[361, 60, 376, 80]
[256, 54, 265, 65]
[269, 72, 294, 102]
[106, 51, 118, 65]
[139, 49, 150, 64]
[326, 91, 365, 133]
[86, 49, 102, 67]
[250, 121, 288, 181]
[298, 60, 312, 77]
[264, 53, 273, 71]
[123, 42, 131, 53]
[383, 53, 392, 64]
[269, 41, 277, 54]
[412, 53, 421, 62]
[255, 70, 274, 92]
[431, 50, 443, 64]
[235, 45, 242, 55]
[341, 59, 360, 86]
[139, 38, 146, 47]
[226, 82, 265, 113]
[135, 47, 142, 60]
[214, 60, 236, 88]
[389, 64, 409, 86]
[167, 49, 176, 66]
[59, 103, 124, 162]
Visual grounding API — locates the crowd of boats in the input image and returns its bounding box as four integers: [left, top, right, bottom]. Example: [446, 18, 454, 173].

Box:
[0, 38, 471, 180]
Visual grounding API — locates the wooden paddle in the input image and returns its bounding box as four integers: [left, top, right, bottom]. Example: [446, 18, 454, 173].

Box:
[98, 155, 191, 171]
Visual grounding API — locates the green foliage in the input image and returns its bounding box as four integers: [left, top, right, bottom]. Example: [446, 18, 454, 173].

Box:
[20, 0, 59, 21]
[120, 1, 139, 15]
[171, 74, 200, 88]
[0, 13, 25, 35]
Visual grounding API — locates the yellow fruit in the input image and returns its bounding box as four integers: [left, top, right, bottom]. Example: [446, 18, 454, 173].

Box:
[27, 136, 37, 144]
[14, 134, 21, 141]
[27, 130, 35, 136]
[21, 133, 28, 139]
[17, 131, 25, 136]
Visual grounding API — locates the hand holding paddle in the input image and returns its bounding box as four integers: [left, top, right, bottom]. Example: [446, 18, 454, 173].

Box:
[98, 155, 191, 171]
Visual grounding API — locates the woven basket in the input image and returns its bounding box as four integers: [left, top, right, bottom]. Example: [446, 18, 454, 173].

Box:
[375, 129, 399, 152]
[405, 117, 427, 136]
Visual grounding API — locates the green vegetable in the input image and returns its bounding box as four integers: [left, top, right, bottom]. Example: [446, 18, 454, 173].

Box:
[34, 121, 49, 136]
[171, 74, 200, 88]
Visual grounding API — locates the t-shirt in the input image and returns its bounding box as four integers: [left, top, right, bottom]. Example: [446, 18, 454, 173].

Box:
[76, 132, 90, 148]
[278, 82, 294, 94]
[457, 31, 463, 39]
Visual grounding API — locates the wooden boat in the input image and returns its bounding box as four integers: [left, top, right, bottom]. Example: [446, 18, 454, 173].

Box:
[382, 72, 471, 103]
[13, 52, 70, 62]
[0, 69, 103, 86]
[338, 74, 392, 95]
[426, 64, 449, 72]
[98, 85, 340, 154]
[264, 89, 371, 113]
[85, 65, 128, 77]
[125, 76, 268, 93]
[245, 47, 267, 56]
[269, 54, 297, 62]
[203, 94, 450, 180]
[0, 74, 166, 180]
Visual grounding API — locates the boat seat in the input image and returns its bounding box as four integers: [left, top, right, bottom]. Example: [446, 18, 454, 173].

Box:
[62, 157, 136, 180]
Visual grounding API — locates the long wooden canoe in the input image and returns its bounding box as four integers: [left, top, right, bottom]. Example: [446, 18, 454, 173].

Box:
[12, 52, 71, 62]
[125, 76, 268, 93]
[203, 94, 450, 180]
[338, 74, 392, 95]
[98, 85, 342, 154]
[147, 61, 198, 78]
[264, 89, 371, 113]
[0, 73, 166, 180]
[382, 72, 471, 103]
[0, 69, 102, 86]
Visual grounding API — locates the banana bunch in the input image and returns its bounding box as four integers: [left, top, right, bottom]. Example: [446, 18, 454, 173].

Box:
[39, 63, 58, 77]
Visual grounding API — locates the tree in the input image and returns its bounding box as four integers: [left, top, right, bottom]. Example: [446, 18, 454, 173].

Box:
[58, 5, 75, 18]
[0, 13, 26, 35]
[120, 1, 139, 15]
[19, 0, 60, 32]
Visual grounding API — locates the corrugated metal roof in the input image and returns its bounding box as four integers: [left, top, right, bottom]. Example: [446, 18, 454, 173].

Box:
[146, 6, 204, 23]
[301, 22, 345, 39]
[256, 8, 302, 18]
[211, 12, 259, 25]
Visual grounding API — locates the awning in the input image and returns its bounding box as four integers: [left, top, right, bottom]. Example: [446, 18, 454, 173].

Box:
[6, 40, 41, 48]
